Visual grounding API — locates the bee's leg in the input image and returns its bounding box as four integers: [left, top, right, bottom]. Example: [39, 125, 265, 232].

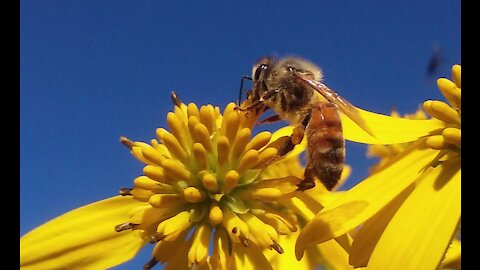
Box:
[297, 163, 316, 191]
[238, 76, 252, 106]
[256, 114, 282, 125]
[263, 110, 311, 167]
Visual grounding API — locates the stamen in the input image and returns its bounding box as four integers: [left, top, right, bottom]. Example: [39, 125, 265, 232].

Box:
[149, 233, 166, 244]
[120, 136, 135, 149]
[170, 91, 182, 107]
[271, 240, 284, 254]
[118, 187, 133, 196]
[114, 222, 138, 232]
[143, 256, 159, 270]
[239, 235, 250, 247]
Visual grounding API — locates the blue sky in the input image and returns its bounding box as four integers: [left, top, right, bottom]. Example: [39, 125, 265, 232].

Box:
[20, 1, 460, 269]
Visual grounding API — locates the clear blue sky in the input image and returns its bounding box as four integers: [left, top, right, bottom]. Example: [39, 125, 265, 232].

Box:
[20, 1, 460, 269]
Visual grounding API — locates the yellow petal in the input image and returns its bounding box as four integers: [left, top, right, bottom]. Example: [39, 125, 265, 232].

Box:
[266, 231, 315, 270]
[441, 238, 461, 269]
[188, 223, 212, 267]
[342, 107, 446, 144]
[367, 157, 460, 270]
[295, 142, 438, 259]
[20, 196, 147, 270]
[210, 228, 231, 270]
[230, 243, 273, 270]
[315, 238, 354, 270]
[451, 64, 461, 88]
[349, 182, 415, 267]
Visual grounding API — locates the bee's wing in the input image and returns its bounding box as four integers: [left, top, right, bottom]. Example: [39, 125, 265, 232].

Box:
[294, 73, 376, 137]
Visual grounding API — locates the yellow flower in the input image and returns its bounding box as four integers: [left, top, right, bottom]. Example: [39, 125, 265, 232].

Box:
[20, 93, 350, 270]
[295, 65, 461, 270]
[263, 155, 355, 270]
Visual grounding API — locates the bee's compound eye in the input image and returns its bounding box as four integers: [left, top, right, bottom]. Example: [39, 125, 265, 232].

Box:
[254, 64, 268, 81]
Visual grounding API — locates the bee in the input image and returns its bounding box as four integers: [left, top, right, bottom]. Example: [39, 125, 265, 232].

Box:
[237, 56, 373, 191]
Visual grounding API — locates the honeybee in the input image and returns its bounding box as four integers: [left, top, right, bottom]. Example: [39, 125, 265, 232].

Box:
[237, 56, 373, 191]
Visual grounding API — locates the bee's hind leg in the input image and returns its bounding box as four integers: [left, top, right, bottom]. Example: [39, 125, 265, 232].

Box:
[262, 110, 311, 167]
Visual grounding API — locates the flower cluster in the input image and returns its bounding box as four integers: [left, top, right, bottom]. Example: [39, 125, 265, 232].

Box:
[20, 65, 461, 270]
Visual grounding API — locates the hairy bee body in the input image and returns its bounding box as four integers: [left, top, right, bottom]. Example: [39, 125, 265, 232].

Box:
[245, 56, 348, 190]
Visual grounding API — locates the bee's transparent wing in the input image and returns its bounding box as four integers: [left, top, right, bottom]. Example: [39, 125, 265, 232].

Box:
[294, 73, 376, 137]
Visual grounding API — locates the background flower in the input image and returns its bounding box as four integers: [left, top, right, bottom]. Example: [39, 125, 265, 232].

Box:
[296, 65, 461, 270]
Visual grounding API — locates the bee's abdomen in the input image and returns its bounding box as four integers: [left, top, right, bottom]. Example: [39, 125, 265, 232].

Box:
[305, 102, 345, 190]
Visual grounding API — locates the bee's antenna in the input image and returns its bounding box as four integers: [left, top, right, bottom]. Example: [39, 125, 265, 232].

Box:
[170, 91, 182, 107]
[238, 76, 252, 106]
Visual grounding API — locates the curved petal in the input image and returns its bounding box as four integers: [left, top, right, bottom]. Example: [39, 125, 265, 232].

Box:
[349, 182, 415, 267]
[229, 243, 273, 270]
[21, 196, 148, 270]
[295, 143, 438, 259]
[367, 157, 460, 270]
[341, 108, 445, 144]
[275, 109, 444, 147]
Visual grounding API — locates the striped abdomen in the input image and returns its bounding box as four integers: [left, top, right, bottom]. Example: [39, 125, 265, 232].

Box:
[304, 102, 345, 191]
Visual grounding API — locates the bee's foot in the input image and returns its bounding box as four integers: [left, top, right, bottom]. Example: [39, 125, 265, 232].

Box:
[296, 181, 315, 191]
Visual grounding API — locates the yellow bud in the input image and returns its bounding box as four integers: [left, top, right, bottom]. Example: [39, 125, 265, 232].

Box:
[141, 147, 165, 166]
[192, 143, 208, 170]
[442, 127, 461, 146]
[223, 170, 239, 194]
[187, 103, 200, 118]
[161, 159, 191, 180]
[230, 128, 251, 160]
[423, 100, 460, 125]
[149, 194, 183, 208]
[209, 203, 224, 225]
[199, 105, 215, 134]
[452, 64, 461, 88]
[201, 173, 219, 192]
[426, 135, 447, 150]
[162, 132, 188, 162]
[245, 131, 272, 151]
[184, 187, 206, 203]
[133, 176, 160, 190]
[236, 149, 259, 174]
[250, 188, 282, 201]
[217, 136, 230, 166]
[194, 123, 213, 152]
